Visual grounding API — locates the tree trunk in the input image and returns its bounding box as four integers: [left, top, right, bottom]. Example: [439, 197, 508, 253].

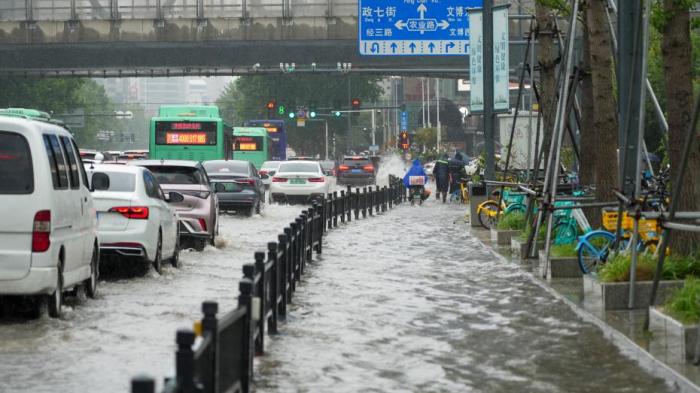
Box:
[661, 0, 700, 255]
[586, 0, 619, 228]
[534, 4, 558, 178]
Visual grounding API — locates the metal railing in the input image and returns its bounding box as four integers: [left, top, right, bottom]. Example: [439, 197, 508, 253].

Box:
[130, 175, 406, 393]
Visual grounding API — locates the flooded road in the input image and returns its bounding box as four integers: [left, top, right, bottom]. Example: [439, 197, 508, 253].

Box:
[255, 202, 675, 393]
[0, 204, 303, 393]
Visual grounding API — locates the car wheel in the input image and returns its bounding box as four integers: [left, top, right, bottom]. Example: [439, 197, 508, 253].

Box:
[47, 262, 63, 318]
[153, 232, 163, 275]
[84, 245, 99, 299]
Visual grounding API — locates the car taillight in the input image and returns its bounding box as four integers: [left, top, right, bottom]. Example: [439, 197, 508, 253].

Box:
[109, 206, 150, 219]
[363, 165, 375, 172]
[234, 178, 256, 185]
[198, 218, 207, 232]
[272, 177, 288, 183]
[308, 177, 325, 183]
[32, 210, 51, 253]
[338, 165, 350, 171]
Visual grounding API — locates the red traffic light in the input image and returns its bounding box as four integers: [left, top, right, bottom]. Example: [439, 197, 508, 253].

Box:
[351, 98, 361, 108]
[266, 100, 276, 110]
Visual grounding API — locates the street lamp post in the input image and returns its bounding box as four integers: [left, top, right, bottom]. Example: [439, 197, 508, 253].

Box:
[307, 117, 330, 160]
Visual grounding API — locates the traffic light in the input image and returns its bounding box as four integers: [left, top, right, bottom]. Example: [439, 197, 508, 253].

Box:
[288, 111, 295, 119]
[399, 131, 410, 150]
[351, 98, 361, 109]
[266, 100, 276, 110]
[309, 102, 317, 118]
[333, 111, 341, 117]
[277, 104, 286, 116]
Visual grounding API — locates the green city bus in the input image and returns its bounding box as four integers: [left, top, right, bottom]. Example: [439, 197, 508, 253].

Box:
[232, 127, 271, 169]
[150, 105, 232, 161]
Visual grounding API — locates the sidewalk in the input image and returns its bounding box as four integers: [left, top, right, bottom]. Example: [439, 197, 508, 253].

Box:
[470, 222, 700, 393]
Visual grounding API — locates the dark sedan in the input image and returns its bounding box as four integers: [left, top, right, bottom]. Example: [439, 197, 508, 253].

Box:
[203, 160, 266, 216]
[336, 156, 376, 186]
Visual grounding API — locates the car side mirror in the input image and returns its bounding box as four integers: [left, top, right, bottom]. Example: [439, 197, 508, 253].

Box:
[166, 191, 184, 203]
[214, 183, 226, 193]
[91, 172, 110, 191]
[260, 174, 269, 180]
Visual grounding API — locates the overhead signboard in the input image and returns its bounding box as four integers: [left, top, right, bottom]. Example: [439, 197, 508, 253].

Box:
[468, 5, 510, 113]
[359, 0, 483, 56]
[468, 9, 484, 112]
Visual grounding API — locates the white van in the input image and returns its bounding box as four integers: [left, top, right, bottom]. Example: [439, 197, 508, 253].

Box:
[0, 109, 100, 318]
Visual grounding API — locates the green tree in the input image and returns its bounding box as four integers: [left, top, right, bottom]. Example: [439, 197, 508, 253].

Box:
[217, 75, 384, 156]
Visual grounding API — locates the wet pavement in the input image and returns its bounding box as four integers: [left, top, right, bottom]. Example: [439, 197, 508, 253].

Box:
[255, 202, 677, 393]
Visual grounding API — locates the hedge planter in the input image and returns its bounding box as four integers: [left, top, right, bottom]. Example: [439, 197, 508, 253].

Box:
[491, 229, 520, 245]
[538, 251, 582, 279]
[582, 275, 684, 310]
[649, 307, 699, 363]
[511, 237, 543, 260]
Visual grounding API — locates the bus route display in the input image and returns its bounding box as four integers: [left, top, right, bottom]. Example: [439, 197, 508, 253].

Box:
[155, 121, 217, 145]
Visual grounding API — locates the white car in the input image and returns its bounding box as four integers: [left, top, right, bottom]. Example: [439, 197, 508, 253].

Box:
[88, 164, 181, 274]
[269, 161, 330, 204]
[259, 160, 281, 188]
[0, 109, 100, 318]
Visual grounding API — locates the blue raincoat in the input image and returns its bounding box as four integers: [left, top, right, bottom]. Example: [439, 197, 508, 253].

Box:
[403, 159, 429, 187]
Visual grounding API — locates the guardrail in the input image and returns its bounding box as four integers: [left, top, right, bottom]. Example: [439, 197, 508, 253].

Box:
[130, 175, 406, 393]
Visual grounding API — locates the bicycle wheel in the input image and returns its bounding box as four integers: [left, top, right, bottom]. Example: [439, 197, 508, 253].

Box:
[505, 203, 526, 215]
[477, 201, 500, 230]
[553, 222, 577, 245]
[577, 231, 616, 274]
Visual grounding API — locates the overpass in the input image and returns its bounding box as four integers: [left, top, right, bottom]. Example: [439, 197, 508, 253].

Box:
[0, 0, 532, 77]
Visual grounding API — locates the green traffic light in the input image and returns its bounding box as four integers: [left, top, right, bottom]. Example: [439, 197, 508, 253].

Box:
[309, 111, 316, 118]
[278, 105, 286, 115]
[334, 111, 341, 117]
[288, 112, 295, 119]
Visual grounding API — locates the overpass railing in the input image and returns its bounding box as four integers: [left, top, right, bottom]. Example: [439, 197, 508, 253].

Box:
[130, 175, 406, 393]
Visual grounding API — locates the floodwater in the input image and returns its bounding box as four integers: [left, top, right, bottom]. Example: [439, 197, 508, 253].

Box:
[0, 204, 303, 393]
[0, 155, 677, 393]
[255, 202, 677, 393]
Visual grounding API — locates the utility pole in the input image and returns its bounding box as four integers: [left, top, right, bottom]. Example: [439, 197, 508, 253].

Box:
[421, 78, 426, 128]
[436, 78, 441, 152]
[483, 0, 495, 182]
[371, 109, 376, 147]
[426, 78, 431, 127]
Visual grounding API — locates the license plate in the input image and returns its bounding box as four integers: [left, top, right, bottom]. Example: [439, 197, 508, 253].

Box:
[351, 169, 362, 174]
[290, 178, 306, 185]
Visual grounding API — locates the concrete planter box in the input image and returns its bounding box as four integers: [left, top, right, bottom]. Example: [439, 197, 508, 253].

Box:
[583, 275, 684, 310]
[538, 250, 582, 279]
[649, 307, 699, 362]
[510, 237, 543, 260]
[491, 229, 520, 245]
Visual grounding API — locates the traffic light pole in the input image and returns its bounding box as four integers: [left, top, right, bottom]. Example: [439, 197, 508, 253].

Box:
[307, 117, 330, 160]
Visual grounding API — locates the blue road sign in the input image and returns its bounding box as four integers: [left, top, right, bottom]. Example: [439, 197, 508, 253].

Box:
[400, 111, 408, 131]
[359, 0, 483, 56]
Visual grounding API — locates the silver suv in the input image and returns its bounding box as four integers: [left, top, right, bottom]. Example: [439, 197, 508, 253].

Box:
[129, 160, 218, 251]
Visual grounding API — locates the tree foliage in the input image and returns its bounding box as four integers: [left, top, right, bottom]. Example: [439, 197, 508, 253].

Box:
[216, 75, 384, 156]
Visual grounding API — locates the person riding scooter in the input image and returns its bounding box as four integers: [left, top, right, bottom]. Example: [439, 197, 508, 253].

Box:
[403, 159, 429, 205]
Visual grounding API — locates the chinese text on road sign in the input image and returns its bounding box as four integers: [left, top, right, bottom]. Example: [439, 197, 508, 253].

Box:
[359, 0, 483, 56]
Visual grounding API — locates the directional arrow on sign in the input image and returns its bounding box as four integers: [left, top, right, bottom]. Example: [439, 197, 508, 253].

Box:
[417, 3, 427, 18]
[371, 43, 380, 53]
[428, 42, 435, 53]
[438, 20, 450, 29]
[390, 43, 398, 53]
[409, 42, 416, 53]
[446, 42, 455, 52]
[395, 20, 407, 30]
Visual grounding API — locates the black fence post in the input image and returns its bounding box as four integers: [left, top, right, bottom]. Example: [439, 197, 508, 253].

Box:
[278, 233, 291, 309]
[131, 376, 155, 393]
[362, 187, 368, 218]
[332, 191, 339, 227]
[291, 221, 301, 287]
[254, 252, 266, 355]
[266, 242, 280, 334]
[346, 188, 352, 222]
[175, 330, 196, 393]
[321, 195, 328, 233]
[369, 186, 375, 216]
[326, 193, 333, 229]
[354, 188, 360, 219]
[238, 279, 254, 393]
[312, 201, 323, 254]
[283, 227, 295, 299]
[340, 190, 346, 224]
